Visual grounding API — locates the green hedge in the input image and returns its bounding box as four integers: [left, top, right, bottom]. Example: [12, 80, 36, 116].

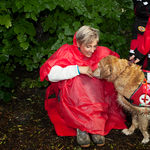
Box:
[0, 0, 134, 102]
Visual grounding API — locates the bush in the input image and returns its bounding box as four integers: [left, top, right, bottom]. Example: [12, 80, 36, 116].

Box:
[0, 0, 134, 101]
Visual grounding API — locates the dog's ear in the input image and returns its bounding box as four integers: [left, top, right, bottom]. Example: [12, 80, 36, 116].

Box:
[99, 64, 111, 79]
[98, 56, 113, 79]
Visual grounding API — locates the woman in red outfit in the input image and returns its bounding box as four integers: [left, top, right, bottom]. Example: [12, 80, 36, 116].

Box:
[40, 26, 127, 147]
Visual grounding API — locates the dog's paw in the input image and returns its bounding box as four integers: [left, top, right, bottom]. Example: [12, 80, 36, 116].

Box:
[122, 129, 133, 135]
[141, 138, 149, 144]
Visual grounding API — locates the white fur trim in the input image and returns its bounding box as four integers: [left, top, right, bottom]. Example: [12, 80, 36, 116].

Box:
[129, 49, 135, 54]
[143, 2, 148, 5]
[148, 54, 150, 58]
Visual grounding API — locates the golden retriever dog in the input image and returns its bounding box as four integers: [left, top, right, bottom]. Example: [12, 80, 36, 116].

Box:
[94, 55, 150, 144]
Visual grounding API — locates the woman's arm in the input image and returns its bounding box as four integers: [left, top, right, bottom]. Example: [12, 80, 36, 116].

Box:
[48, 65, 94, 82]
[48, 65, 80, 82]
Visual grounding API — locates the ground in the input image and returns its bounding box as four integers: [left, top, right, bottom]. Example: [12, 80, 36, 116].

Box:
[0, 66, 150, 150]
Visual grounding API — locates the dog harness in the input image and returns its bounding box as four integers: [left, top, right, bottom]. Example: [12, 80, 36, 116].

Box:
[125, 70, 150, 107]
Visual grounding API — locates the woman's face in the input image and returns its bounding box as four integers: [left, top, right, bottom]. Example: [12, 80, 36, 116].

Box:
[79, 40, 98, 58]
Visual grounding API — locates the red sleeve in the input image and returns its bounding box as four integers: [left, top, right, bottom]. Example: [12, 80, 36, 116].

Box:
[40, 44, 70, 81]
[135, 17, 150, 59]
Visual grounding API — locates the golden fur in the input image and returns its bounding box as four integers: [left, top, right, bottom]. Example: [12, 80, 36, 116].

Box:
[94, 55, 150, 144]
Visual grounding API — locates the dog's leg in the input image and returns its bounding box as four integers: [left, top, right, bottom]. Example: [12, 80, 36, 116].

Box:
[138, 114, 149, 144]
[122, 112, 138, 135]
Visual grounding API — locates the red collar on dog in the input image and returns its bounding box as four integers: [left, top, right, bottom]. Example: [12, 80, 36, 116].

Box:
[124, 70, 150, 107]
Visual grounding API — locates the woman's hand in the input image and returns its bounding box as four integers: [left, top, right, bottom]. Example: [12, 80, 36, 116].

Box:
[78, 66, 93, 78]
[129, 55, 140, 63]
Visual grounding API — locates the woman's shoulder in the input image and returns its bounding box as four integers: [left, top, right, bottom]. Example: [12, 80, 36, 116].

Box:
[53, 44, 75, 59]
[96, 46, 119, 57]
[58, 44, 70, 50]
[57, 44, 73, 52]
[96, 46, 112, 53]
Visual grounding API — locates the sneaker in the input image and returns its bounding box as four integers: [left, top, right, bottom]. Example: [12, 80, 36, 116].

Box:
[91, 134, 105, 146]
[77, 128, 90, 147]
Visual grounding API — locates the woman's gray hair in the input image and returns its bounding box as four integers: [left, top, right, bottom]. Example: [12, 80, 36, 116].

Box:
[76, 25, 100, 46]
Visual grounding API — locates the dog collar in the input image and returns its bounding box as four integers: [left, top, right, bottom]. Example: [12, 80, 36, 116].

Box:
[124, 70, 150, 107]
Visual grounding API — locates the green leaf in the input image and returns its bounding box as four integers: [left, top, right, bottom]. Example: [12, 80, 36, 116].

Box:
[0, 54, 9, 62]
[58, 33, 65, 40]
[20, 42, 29, 50]
[42, 15, 53, 32]
[95, 17, 103, 24]
[86, 0, 95, 6]
[26, 25, 36, 36]
[0, 73, 14, 88]
[73, 21, 81, 31]
[14, 25, 26, 34]
[37, 77, 49, 87]
[2, 39, 9, 46]
[32, 5, 41, 14]
[31, 12, 38, 21]
[25, 13, 31, 18]
[30, 0, 40, 6]
[24, 58, 32, 65]
[44, 2, 56, 11]
[24, 4, 33, 12]
[26, 65, 33, 71]
[11, 46, 23, 57]
[0, 1, 5, 8]
[18, 20, 36, 36]
[65, 18, 73, 25]
[29, 36, 38, 44]
[40, 58, 47, 65]
[12, 3, 19, 13]
[29, 49, 37, 56]
[32, 63, 39, 69]
[33, 53, 43, 63]
[67, 37, 73, 44]
[64, 27, 74, 36]
[0, 15, 12, 28]
[15, 0, 23, 9]
[91, 12, 99, 18]
[17, 34, 27, 42]
[51, 39, 62, 51]
[62, 23, 69, 29]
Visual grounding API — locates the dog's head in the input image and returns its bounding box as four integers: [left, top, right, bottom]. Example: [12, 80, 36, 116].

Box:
[94, 55, 129, 82]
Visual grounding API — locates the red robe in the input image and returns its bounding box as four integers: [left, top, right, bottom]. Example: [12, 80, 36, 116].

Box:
[40, 33, 127, 136]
